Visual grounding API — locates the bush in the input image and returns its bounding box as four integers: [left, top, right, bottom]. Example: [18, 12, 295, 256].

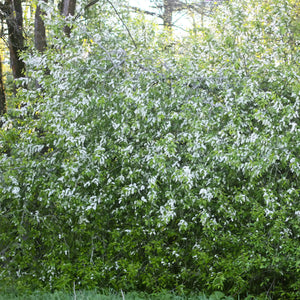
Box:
[0, 0, 299, 298]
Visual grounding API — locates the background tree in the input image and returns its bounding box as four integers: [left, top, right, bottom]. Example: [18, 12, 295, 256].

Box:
[129, 0, 226, 30]
[62, 0, 76, 36]
[34, 0, 47, 52]
[1, 0, 25, 80]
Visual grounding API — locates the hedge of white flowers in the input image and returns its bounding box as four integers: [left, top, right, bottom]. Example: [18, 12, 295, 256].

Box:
[0, 0, 299, 298]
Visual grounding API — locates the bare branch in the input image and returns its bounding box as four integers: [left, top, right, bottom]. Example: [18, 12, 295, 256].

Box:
[85, 0, 100, 10]
[106, 0, 137, 48]
[128, 6, 161, 18]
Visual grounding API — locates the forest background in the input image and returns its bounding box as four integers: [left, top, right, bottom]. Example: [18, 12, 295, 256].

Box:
[0, 0, 300, 299]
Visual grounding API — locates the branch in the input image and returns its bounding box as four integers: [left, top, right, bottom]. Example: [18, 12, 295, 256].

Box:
[75, 0, 100, 19]
[76, 0, 137, 48]
[85, 0, 100, 10]
[128, 6, 161, 18]
[0, 2, 9, 16]
[106, 0, 137, 48]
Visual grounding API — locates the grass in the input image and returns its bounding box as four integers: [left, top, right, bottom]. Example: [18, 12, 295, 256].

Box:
[0, 290, 238, 300]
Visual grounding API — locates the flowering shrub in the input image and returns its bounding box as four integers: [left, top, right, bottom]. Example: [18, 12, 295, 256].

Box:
[0, 0, 299, 298]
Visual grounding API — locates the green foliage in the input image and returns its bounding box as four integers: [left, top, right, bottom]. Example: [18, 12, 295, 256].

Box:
[0, 0, 299, 299]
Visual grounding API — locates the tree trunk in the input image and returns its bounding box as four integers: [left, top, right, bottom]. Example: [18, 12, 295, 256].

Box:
[163, 0, 173, 29]
[34, 1, 48, 53]
[62, 0, 76, 36]
[5, 0, 26, 80]
[0, 55, 6, 116]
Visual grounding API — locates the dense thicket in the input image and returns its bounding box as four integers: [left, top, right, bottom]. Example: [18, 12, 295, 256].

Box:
[0, 0, 299, 299]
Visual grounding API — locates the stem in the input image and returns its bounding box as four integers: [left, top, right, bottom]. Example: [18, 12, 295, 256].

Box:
[106, 0, 137, 48]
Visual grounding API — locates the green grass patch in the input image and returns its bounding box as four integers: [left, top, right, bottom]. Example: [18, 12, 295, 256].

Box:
[0, 290, 240, 300]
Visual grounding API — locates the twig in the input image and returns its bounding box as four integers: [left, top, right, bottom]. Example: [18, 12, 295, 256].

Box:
[127, 5, 161, 18]
[75, 0, 100, 20]
[106, 0, 137, 48]
[73, 281, 77, 300]
[85, 0, 100, 10]
[267, 278, 276, 298]
[121, 289, 125, 300]
[76, 0, 137, 48]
